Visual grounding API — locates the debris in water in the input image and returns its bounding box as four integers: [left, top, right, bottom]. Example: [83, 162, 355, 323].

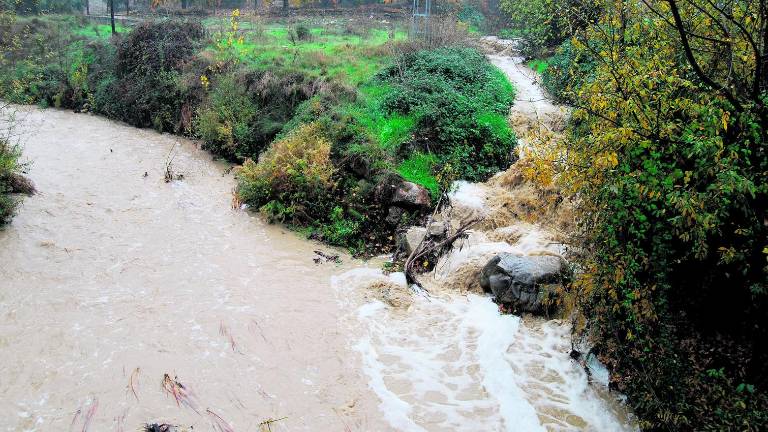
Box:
[69, 407, 81, 431]
[115, 409, 127, 432]
[161, 374, 201, 414]
[219, 322, 239, 352]
[258, 416, 287, 432]
[248, 319, 270, 345]
[207, 409, 236, 432]
[81, 397, 98, 432]
[163, 143, 185, 182]
[143, 423, 184, 432]
[127, 367, 140, 402]
[313, 250, 341, 264]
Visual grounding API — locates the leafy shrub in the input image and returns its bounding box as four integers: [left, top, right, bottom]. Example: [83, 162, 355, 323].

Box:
[293, 24, 311, 41]
[0, 138, 23, 224]
[1, 0, 83, 14]
[540, 39, 596, 102]
[195, 73, 257, 160]
[237, 122, 336, 225]
[377, 47, 516, 181]
[544, 1, 768, 429]
[96, 20, 206, 131]
[499, 0, 601, 57]
[196, 69, 320, 161]
[457, 4, 485, 32]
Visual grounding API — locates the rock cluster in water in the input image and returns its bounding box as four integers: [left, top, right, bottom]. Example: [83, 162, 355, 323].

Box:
[480, 253, 566, 314]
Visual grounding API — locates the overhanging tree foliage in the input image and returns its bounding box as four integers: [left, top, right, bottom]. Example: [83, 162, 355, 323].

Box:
[520, 0, 767, 429]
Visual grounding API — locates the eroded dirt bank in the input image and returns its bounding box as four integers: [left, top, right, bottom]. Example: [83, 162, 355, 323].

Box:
[0, 107, 383, 431]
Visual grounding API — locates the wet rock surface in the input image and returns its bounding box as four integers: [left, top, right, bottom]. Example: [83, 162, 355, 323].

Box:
[374, 172, 431, 210]
[480, 253, 566, 313]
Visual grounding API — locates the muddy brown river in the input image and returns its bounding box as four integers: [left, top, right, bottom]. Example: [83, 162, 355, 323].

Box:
[0, 106, 635, 431]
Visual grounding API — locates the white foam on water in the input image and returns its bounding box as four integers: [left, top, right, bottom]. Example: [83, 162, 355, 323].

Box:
[334, 269, 636, 431]
[449, 181, 487, 211]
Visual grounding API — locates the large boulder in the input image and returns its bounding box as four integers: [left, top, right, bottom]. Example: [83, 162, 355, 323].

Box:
[480, 253, 566, 314]
[391, 181, 430, 208]
[374, 172, 431, 210]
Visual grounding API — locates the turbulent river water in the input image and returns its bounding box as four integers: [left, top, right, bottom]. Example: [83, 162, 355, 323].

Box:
[1, 57, 635, 431]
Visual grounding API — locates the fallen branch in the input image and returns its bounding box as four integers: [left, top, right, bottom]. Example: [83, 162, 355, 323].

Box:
[403, 216, 483, 286]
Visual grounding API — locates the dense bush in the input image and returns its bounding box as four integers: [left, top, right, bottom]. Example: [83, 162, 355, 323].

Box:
[0, 137, 25, 224]
[96, 20, 206, 131]
[499, 0, 600, 57]
[237, 122, 337, 224]
[196, 69, 320, 161]
[377, 47, 516, 181]
[539, 39, 596, 103]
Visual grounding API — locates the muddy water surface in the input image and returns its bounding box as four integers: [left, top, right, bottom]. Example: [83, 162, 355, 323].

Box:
[0, 107, 382, 431]
[0, 105, 635, 432]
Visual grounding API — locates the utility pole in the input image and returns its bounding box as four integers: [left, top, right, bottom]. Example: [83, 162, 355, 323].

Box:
[110, 0, 116, 35]
[412, 0, 431, 41]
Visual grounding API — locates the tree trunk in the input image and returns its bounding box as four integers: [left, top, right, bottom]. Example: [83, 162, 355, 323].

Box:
[283, 0, 289, 14]
[110, 0, 116, 35]
[85, 0, 89, 15]
[182, 0, 188, 10]
[125, 0, 129, 15]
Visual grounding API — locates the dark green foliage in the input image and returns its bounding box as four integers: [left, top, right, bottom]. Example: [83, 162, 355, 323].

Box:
[0, 138, 23, 225]
[98, 20, 205, 131]
[293, 24, 311, 41]
[457, 4, 485, 32]
[377, 47, 516, 181]
[196, 69, 320, 161]
[540, 40, 595, 103]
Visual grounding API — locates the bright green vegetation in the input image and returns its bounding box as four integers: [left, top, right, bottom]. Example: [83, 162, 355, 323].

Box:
[0, 138, 24, 224]
[397, 153, 440, 198]
[73, 23, 127, 39]
[0, 14, 516, 253]
[502, 0, 767, 429]
[206, 19, 406, 85]
[526, 59, 548, 74]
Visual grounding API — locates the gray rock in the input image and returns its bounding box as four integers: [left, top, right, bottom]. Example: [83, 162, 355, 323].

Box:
[427, 221, 448, 237]
[385, 206, 405, 225]
[480, 253, 566, 313]
[373, 172, 431, 210]
[400, 226, 427, 255]
[391, 181, 431, 209]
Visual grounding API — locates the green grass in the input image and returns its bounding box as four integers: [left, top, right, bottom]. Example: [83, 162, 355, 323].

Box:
[73, 23, 127, 39]
[397, 153, 440, 198]
[204, 20, 406, 86]
[477, 111, 513, 141]
[527, 59, 549, 74]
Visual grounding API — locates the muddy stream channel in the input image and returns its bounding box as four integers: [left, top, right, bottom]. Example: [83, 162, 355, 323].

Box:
[1, 50, 636, 431]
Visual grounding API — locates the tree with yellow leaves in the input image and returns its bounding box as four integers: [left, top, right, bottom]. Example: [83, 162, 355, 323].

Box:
[519, 0, 767, 429]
